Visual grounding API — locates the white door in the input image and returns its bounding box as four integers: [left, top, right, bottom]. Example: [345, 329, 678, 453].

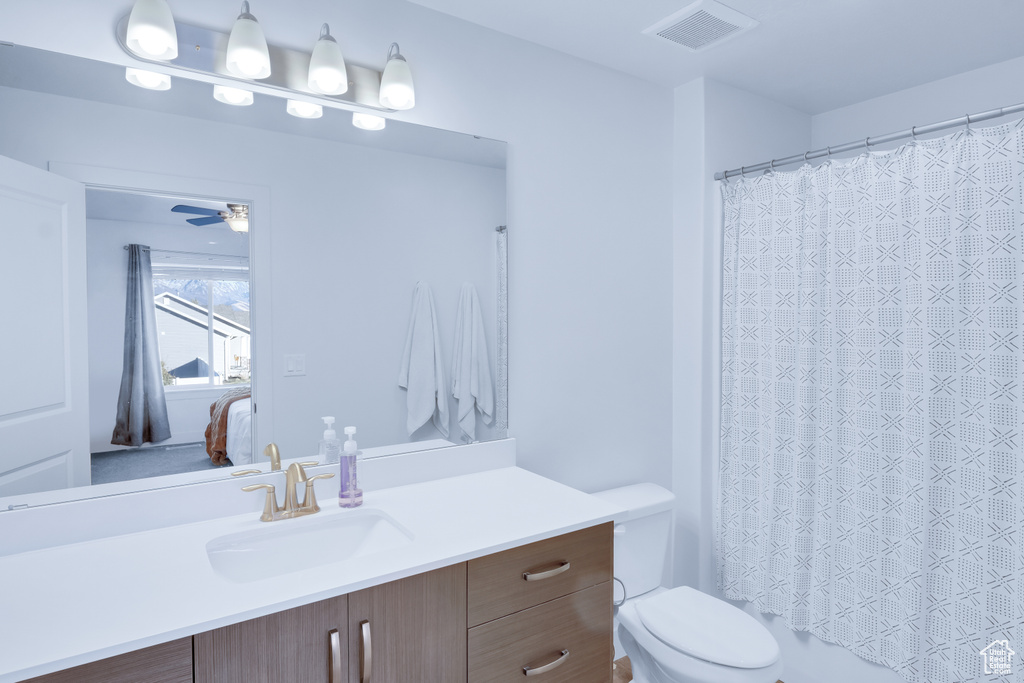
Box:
[0, 155, 89, 497]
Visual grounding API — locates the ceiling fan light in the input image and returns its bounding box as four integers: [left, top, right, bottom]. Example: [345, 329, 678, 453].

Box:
[308, 24, 348, 95]
[352, 112, 385, 131]
[226, 1, 271, 79]
[225, 216, 249, 232]
[126, 0, 178, 60]
[213, 84, 254, 106]
[287, 99, 323, 119]
[125, 67, 172, 90]
[379, 43, 414, 110]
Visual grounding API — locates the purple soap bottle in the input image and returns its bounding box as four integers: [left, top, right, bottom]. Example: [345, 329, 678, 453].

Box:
[338, 426, 363, 508]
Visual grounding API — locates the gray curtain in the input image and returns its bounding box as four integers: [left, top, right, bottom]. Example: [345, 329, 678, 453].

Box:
[111, 244, 171, 446]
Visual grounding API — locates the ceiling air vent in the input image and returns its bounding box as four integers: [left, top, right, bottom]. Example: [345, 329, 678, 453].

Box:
[644, 0, 757, 52]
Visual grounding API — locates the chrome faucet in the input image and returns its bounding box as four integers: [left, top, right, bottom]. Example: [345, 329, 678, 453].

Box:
[242, 449, 335, 522]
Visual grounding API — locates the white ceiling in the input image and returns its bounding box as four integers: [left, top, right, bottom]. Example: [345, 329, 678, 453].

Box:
[405, 0, 1024, 114]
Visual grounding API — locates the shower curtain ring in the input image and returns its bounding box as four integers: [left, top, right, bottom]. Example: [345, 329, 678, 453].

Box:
[911, 126, 918, 141]
[740, 165, 747, 176]
[826, 146, 833, 158]
[864, 136, 872, 151]
[803, 150, 810, 163]
[965, 113, 972, 132]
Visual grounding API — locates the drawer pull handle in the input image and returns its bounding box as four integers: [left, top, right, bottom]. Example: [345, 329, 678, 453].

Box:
[523, 649, 570, 676]
[329, 629, 342, 683]
[360, 620, 373, 682]
[523, 561, 570, 581]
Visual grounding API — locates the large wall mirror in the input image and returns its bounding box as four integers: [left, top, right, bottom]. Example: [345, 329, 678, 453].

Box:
[0, 45, 507, 508]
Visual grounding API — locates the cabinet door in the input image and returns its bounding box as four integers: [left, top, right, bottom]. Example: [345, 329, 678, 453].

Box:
[347, 563, 466, 683]
[194, 595, 347, 683]
[22, 638, 192, 683]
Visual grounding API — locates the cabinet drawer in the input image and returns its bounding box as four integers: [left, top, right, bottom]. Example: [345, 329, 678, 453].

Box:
[467, 522, 612, 626]
[468, 581, 612, 683]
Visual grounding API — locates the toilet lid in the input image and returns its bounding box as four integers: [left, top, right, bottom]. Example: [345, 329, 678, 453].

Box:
[635, 586, 779, 669]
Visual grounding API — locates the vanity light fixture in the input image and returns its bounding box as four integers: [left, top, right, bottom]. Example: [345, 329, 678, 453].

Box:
[378, 43, 415, 110]
[307, 24, 348, 95]
[125, 67, 171, 90]
[125, 0, 177, 60]
[352, 112, 386, 131]
[287, 99, 323, 119]
[213, 84, 254, 106]
[225, 1, 271, 79]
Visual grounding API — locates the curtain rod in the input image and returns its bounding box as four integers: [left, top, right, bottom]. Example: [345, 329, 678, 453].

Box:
[122, 246, 247, 260]
[714, 100, 1024, 181]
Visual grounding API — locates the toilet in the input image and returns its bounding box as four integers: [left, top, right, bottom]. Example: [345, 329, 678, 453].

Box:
[593, 484, 783, 683]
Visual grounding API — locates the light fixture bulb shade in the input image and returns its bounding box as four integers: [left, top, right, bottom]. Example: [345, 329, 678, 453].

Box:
[226, 5, 271, 79]
[308, 25, 348, 95]
[225, 216, 249, 232]
[352, 112, 386, 131]
[125, 67, 172, 90]
[126, 0, 178, 60]
[287, 99, 323, 119]
[379, 46, 414, 110]
[213, 84, 254, 106]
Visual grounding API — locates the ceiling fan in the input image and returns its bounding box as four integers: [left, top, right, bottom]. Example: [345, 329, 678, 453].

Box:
[171, 203, 249, 232]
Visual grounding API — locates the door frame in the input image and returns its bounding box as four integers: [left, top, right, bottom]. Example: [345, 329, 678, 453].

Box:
[48, 162, 274, 472]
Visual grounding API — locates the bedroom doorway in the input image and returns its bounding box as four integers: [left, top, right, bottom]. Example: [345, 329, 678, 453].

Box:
[84, 188, 255, 485]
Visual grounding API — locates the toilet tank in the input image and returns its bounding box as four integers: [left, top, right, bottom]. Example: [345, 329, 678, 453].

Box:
[592, 483, 675, 599]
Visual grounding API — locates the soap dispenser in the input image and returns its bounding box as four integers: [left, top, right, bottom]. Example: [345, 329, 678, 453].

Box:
[319, 417, 342, 465]
[338, 426, 363, 508]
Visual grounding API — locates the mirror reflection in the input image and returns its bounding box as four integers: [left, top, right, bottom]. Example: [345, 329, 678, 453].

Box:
[0, 45, 507, 505]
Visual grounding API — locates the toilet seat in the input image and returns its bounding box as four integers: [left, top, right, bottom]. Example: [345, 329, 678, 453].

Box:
[635, 586, 779, 668]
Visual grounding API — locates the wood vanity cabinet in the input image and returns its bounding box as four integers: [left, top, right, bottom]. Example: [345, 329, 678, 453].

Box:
[193, 565, 464, 683]
[21, 523, 611, 683]
[467, 522, 613, 682]
[21, 638, 193, 683]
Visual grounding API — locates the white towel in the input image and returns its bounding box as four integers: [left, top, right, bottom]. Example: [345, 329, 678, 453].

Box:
[451, 283, 493, 441]
[398, 282, 449, 437]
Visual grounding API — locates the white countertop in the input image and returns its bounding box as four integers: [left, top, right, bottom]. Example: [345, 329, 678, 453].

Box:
[0, 466, 620, 682]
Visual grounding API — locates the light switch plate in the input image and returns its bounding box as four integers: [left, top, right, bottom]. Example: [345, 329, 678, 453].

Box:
[283, 354, 306, 377]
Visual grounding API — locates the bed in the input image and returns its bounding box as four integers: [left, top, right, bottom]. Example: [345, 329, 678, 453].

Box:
[205, 388, 252, 466]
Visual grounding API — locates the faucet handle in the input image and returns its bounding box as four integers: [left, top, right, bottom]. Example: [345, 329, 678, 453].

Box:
[301, 473, 336, 512]
[242, 483, 279, 522]
[231, 469, 262, 477]
[299, 461, 319, 468]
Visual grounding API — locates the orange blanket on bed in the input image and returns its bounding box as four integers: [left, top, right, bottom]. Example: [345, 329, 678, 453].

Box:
[205, 387, 251, 465]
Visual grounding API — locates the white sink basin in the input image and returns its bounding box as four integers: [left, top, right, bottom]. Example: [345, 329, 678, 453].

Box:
[206, 509, 414, 583]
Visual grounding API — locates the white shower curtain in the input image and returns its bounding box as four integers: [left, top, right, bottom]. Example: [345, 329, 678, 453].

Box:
[719, 121, 1024, 683]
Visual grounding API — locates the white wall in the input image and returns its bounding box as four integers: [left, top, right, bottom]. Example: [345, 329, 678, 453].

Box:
[2, 85, 505, 460]
[0, 0, 675, 490]
[812, 54, 1024, 148]
[86, 217, 249, 454]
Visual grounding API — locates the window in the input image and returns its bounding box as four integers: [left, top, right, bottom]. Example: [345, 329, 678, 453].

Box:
[151, 254, 250, 388]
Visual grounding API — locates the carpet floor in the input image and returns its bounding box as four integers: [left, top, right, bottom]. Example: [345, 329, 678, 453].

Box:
[91, 442, 231, 485]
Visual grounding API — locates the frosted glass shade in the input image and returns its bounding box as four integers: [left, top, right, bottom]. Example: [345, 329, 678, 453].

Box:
[126, 0, 178, 60]
[225, 216, 249, 232]
[287, 100, 323, 119]
[308, 25, 348, 95]
[226, 4, 271, 79]
[352, 112, 385, 131]
[213, 85, 254, 106]
[379, 44, 414, 110]
[125, 67, 171, 90]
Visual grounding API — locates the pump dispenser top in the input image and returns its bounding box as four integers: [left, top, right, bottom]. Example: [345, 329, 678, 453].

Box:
[322, 416, 337, 440]
[338, 425, 362, 508]
[344, 426, 357, 453]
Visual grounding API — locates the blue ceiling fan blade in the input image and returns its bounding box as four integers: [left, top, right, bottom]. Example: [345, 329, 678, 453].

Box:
[172, 204, 222, 216]
[186, 216, 226, 226]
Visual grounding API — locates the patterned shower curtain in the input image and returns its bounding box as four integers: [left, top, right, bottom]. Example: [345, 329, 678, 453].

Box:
[718, 122, 1024, 683]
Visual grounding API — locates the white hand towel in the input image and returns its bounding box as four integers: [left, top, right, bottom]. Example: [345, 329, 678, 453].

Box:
[398, 282, 449, 437]
[451, 283, 493, 441]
